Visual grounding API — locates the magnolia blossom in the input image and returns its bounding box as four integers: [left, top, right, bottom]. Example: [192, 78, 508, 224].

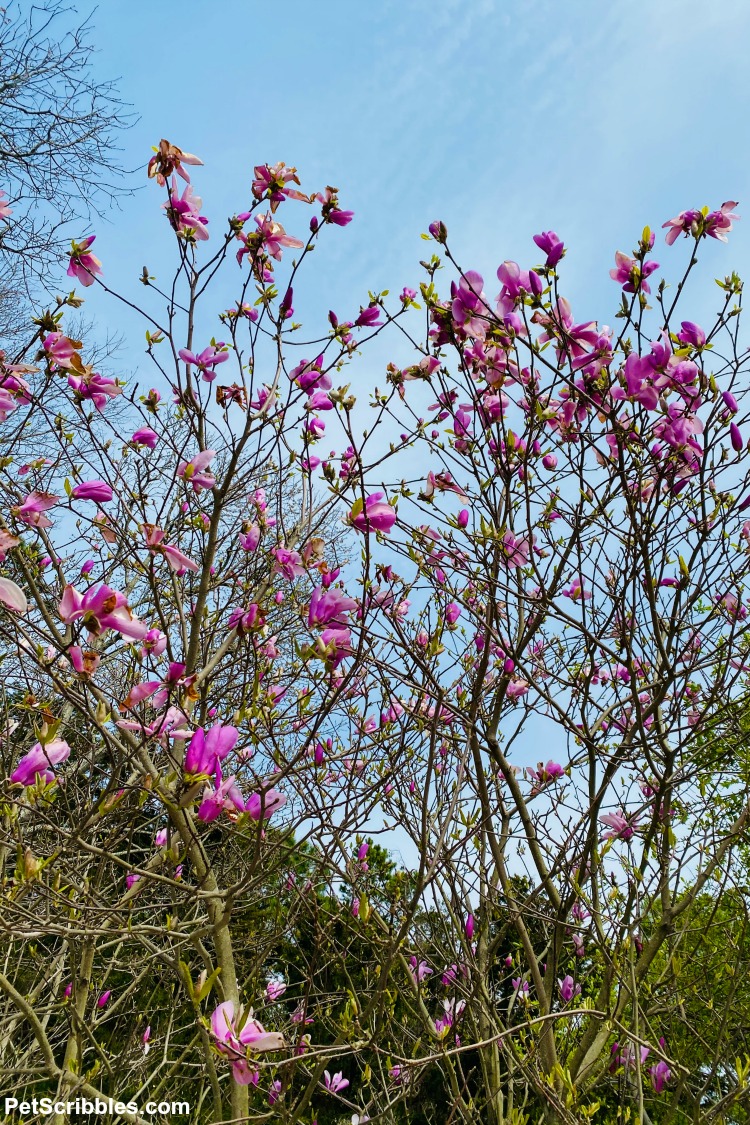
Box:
[11, 739, 70, 785]
[663, 200, 739, 245]
[245, 788, 286, 821]
[0, 576, 27, 614]
[68, 369, 121, 412]
[610, 250, 659, 294]
[13, 491, 58, 529]
[650, 1059, 671, 1092]
[558, 974, 581, 1003]
[178, 343, 229, 381]
[198, 771, 245, 822]
[308, 585, 357, 628]
[177, 449, 216, 492]
[71, 480, 113, 503]
[408, 957, 433, 985]
[210, 1000, 284, 1083]
[533, 229, 565, 267]
[184, 723, 238, 777]
[67, 236, 102, 287]
[131, 427, 159, 449]
[349, 493, 396, 535]
[601, 809, 640, 841]
[59, 583, 149, 640]
[147, 139, 203, 185]
[526, 760, 564, 793]
[143, 524, 198, 572]
[265, 979, 287, 1002]
[165, 178, 209, 240]
[69, 646, 100, 677]
[323, 1071, 350, 1094]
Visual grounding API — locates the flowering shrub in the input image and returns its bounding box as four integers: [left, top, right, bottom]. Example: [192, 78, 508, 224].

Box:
[1, 145, 749, 1124]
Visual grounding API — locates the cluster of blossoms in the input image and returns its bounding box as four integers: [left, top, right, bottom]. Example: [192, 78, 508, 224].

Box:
[1, 139, 741, 1123]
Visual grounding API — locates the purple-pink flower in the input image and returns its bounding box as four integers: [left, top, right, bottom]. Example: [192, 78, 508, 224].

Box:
[59, 583, 148, 640]
[609, 251, 659, 294]
[323, 1070, 350, 1094]
[349, 493, 396, 535]
[177, 449, 216, 492]
[533, 230, 565, 267]
[11, 738, 70, 785]
[67, 236, 102, 287]
[71, 480, 113, 503]
[558, 974, 581, 1003]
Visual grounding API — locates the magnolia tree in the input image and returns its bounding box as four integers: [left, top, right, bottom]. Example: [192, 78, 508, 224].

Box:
[1, 144, 750, 1125]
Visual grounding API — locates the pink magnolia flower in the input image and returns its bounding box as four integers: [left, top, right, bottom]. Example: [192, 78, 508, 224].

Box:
[164, 178, 209, 241]
[198, 771, 245, 822]
[533, 230, 565, 267]
[562, 576, 591, 601]
[323, 1071, 350, 1094]
[266, 979, 287, 1002]
[465, 914, 475, 940]
[308, 586, 357, 628]
[705, 200, 740, 242]
[506, 679, 529, 699]
[131, 427, 159, 449]
[71, 480, 113, 503]
[0, 190, 12, 220]
[69, 646, 100, 677]
[43, 332, 78, 368]
[239, 524, 261, 552]
[677, 321, 706, 348]
[499, 531, 530, 568]
[0, 576, 27, 614]
[67, 236, 102, 287]
[451, 270, 488, 337]
[272, 546, 306, 579]
[140, 627, 167, 659]
[601, 809, 641, 841]
[11, 738, 70, 785]
[147, 140, 203, 185]
[526, 760, 564, 793]
[142, 524, 198, 573]
[609, 251, 659, 294]
[97, 991, 111, 1009]
[13, 491, 58, 529]
[0, 530, 20, 562]
[650, 1059, 671, 1092]
[445, 603, 461, 626]
[184, 724, 238, 777]
[663, 201, 739, 245]
[420, 470, 469, 500]
[349, 493, 396, 535]
[251, 161, 308, 206]
[316, 186, 354, 225]
[245, 788, 286, 821]
[408, 957, 433, 985]
[59, 583, 149, 640]
[237, 213, 304, 264]
[210, 1000, 285, 1071]
[177, 449, 216, 492]
[67, 369, 121, 412]
[178, 343, 229, 382]
[558, 974, 581, 1003]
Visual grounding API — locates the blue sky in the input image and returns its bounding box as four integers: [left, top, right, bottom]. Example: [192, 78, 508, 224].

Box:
[83, 0, 750, 351]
